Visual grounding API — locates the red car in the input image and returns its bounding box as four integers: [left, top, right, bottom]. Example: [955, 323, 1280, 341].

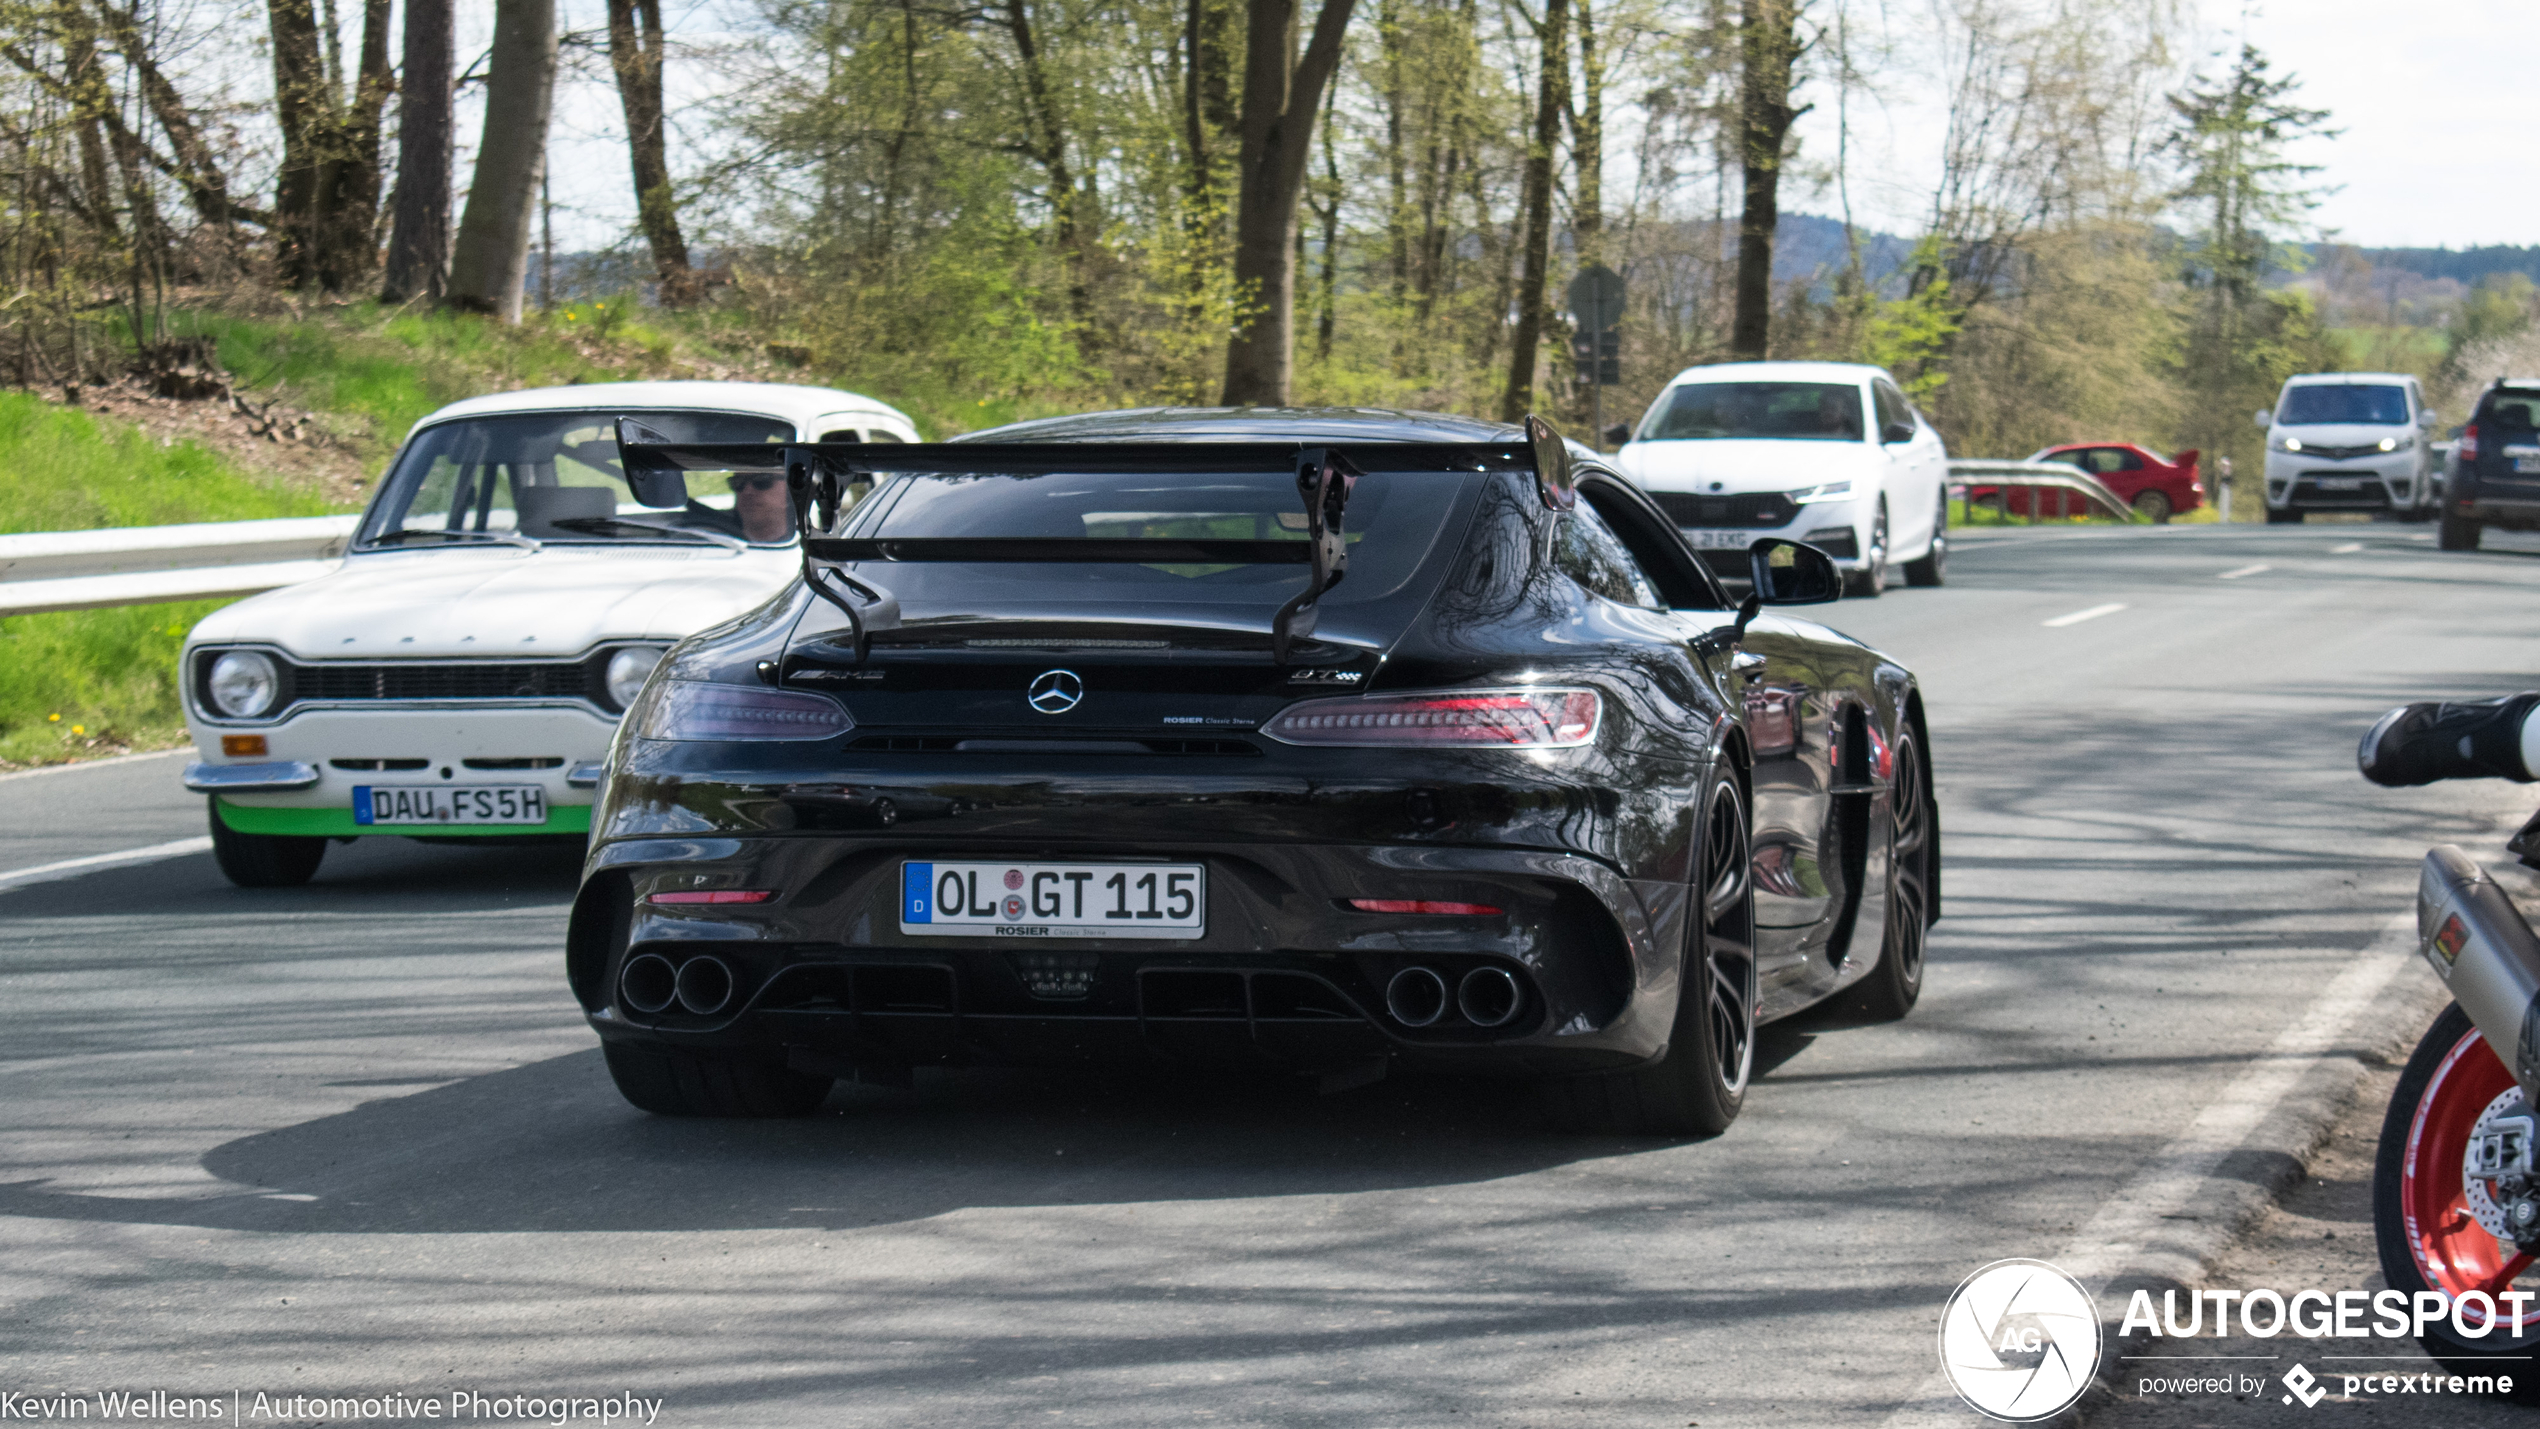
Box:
[2020, 443, 2205, 522]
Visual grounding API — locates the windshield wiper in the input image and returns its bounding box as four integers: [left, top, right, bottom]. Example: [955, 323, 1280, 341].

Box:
[367, 528, 542, 551]
[545, 516, 751, 552]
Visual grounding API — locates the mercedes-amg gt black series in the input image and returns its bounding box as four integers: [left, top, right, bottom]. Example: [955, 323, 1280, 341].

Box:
[564, 408, 1938, 1134]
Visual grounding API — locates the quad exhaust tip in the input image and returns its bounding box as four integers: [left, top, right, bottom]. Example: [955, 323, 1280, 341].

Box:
[1384, 967, 1448, 1027]
[1458, 966, 1523, 1028]
[619, 953, 737, 1016]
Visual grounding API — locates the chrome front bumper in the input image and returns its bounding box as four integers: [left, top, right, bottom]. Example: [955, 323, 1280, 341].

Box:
[183, 761, 321, 793]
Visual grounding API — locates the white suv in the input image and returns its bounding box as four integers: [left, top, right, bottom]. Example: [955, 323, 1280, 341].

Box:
[180, 381, 919, 886]
[1612, 360, 1951, 595]
[2258, 372, 2439, 523]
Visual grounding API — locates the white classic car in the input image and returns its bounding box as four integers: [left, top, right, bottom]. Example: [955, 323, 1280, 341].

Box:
[180, 381, 918, 886]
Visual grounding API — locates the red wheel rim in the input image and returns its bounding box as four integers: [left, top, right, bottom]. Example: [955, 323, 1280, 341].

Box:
[2402, 1025, 2538, 1328]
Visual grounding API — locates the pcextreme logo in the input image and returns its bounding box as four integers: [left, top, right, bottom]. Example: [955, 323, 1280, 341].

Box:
[1938, 1259, 2102, 1422]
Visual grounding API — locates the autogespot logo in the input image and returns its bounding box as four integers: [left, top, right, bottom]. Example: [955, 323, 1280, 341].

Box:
[1027, 669, 1083, 714]
[1939, 1258, 2103, 1422]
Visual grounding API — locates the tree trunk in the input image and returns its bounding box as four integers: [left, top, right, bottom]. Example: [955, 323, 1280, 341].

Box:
[381, 0, 454, 303]
[1002, 0, 1090, 327]
[1729, 0, 1804, 361]
[1497, 0, 1567, 423]
[56, 9, 121, 244]
[1217, 0, 1357, 408]
[314, 0, 392, 289]
[446, 0, 556, 321]
[1569, 0, 1603, 267]
[95, 0, 257, 235]
[604, 0, 693, 304]
[267, 0, 330, 288]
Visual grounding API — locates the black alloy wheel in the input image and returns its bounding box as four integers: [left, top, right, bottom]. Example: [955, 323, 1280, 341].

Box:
[1543, 770, 1755, 1136]
[1850, 727, 1930, 1021]
[1903, 490, 1948, 586]
[206, 803, 326, 888]
[1846, 502, 1889, 598]
[2440, 511, 2485, 551]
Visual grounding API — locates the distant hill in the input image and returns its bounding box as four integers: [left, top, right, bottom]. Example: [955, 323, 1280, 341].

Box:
[2299, 244, 2540, 286]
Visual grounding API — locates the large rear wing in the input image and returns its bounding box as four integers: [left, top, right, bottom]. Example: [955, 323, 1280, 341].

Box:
[612, 415, 1582, 664]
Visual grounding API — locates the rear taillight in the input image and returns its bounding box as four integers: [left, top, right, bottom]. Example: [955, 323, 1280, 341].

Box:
[646, 889, 776, 905]
[631, 680, 853, 742]
[1349, 899, 1504, 915]
[2461, 424, 2480, 460]
[1260, 688, 1602, 748]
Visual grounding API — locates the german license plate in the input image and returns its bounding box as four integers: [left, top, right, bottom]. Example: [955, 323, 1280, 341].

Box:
[2514, 456, 2540, 474]
[1683, 529, 1755, 550]
[354, 785, 547, 825]
[901, 860, 1205, 939]
[2317, 477, 2361, 490]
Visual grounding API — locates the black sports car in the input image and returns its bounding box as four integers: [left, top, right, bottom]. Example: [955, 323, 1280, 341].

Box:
[565, 408, 1938, 1134]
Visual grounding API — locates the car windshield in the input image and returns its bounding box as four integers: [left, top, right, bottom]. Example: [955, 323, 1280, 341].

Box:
[843, 467, 1461, 611]
[1638, 381, 1864, 442]
[2279, 385, 2409, 427]
[359, 410, 799, 549]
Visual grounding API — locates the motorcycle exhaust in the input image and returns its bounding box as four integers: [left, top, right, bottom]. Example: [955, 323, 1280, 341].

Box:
[2416, 845, 2540, 1095]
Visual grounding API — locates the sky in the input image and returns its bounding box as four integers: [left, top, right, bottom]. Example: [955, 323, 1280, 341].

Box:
[509, 0, 2529, 258]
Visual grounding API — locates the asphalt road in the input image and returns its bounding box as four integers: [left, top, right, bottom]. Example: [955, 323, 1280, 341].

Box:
[7, 521, 2540, 1427]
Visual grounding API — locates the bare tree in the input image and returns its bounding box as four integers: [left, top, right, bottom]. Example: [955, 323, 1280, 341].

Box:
[604, 0, 693, 304]
[1498, 0, 1568, 421]
[381, 0, 453, 303]
[1729, 0, 1805, 359]
[1218, 0, 1358, 407]
[447, 0, 558, 320]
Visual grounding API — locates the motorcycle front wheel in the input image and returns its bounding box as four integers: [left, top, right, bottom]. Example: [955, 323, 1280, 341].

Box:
[2374, 1000, 2540, 1399]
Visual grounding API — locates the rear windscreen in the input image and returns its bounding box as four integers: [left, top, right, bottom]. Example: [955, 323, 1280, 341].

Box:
[2483, 392, 2540, 429]
[2279, 385, 2409, 426]
[843, 469, 1465, 611]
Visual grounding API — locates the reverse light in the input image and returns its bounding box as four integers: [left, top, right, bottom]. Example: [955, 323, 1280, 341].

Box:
[1349, 899, 1504, 916]
[1788, 480, 1854, 504]
[633, 680, 853, 742]
[1261, 688, 1601, 748]
[646, 889, 776, 905]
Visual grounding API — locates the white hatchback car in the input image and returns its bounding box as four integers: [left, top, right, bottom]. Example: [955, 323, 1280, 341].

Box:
[180, 381, 918, 886]
[1613, 361, 1951, 595]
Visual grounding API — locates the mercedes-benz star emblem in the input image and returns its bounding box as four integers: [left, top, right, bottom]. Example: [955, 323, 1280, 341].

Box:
[1027, 669, 1084, 714]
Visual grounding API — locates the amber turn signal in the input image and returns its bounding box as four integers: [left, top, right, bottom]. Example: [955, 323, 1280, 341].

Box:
[220, 734, 268, 757]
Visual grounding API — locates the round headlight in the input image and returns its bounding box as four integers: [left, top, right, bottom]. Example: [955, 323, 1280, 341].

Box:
[605, 646, 665, 710]
[206, 650, 280, 719]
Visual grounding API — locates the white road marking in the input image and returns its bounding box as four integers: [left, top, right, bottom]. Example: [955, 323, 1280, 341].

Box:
[0, 746, 189, 785]
[1879, 913, 2417, 1426]
[2218, 563, 2272, 579]
[0, 836, 214, 894]
[2329, 543, 2364, 554]
[2042, 603, 2127, 628]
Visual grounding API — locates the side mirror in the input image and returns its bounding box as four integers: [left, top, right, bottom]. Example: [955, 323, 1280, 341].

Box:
[2418, 409, 2440, 429]
[1523, 413, 1576, 510]
[1881, 419, 1916, 445]
[616, 417, 692, 508]
[1604, 422, 1632, 446]
[2253, 409, 2274, 431]
[1747, 538, 1841, 605]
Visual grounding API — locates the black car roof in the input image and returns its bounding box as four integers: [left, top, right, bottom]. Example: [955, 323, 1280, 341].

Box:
[957, 406, 1524, 445]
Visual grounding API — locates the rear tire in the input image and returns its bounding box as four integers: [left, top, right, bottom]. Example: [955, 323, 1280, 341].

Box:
[602, 1040, 834, 1117]
[2373, 1002, 2540, 1402]
[2440, 512, 2485, 551]
[1849, 727, 1932, 1022]
[2265, 507, 2303, 524]
[206, 802, 325, 887]
[2132, 490, 2172, 524]
[1542, 770, 1754, 1137]
[1901, 492, 1948, 586]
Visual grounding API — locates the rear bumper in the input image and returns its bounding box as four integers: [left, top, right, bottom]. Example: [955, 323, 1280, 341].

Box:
[571, 835, 1687, 1077]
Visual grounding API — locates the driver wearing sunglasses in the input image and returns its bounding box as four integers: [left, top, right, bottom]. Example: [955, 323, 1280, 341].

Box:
[724, 470, 793, 543]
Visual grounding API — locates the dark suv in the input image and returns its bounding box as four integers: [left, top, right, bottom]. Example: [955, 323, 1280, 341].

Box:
[2444, 381, 2540, 550]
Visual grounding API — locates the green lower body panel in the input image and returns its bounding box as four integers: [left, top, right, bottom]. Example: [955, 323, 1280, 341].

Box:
[215, 798, 592, 838]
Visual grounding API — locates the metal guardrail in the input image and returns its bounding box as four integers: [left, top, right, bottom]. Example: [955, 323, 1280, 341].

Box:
[0, 515, 358, 617]
[1946, 461, 2140, 524]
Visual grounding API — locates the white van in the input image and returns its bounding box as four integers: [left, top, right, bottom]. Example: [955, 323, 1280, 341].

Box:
[2258, 373, 2439, 523]
[1612, 360, 1950, 596]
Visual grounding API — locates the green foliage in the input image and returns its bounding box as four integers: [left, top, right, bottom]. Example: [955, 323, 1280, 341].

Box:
[0, 601, 220, 767]
[0, 390, 337, 534]
[2441, 274, 2537, 384]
